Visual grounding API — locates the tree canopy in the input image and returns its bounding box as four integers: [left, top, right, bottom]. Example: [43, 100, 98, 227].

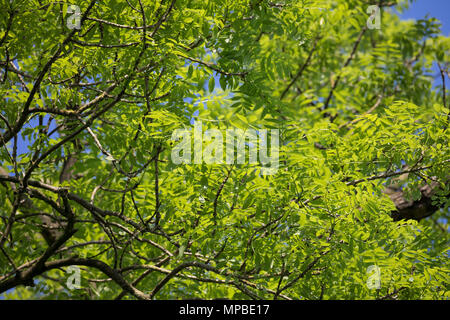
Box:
[0, 0, 449, 300]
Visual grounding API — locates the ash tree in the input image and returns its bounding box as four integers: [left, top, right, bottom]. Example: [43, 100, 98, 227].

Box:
[0, 0, 449, 299]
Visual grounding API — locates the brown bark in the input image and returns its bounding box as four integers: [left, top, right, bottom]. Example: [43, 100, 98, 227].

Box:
[385, 181, 448, 221]
[0, 166, 62, 246]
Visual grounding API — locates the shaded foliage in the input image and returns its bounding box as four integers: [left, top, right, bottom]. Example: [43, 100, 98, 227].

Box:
[0, 0, 449, 299]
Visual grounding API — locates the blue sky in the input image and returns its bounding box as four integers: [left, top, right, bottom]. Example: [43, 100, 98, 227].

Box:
[396, 0, 450, 91]
[398, 0, 450, 36]
[1, 0, 449, 300]
[8, 0, 450, 157]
